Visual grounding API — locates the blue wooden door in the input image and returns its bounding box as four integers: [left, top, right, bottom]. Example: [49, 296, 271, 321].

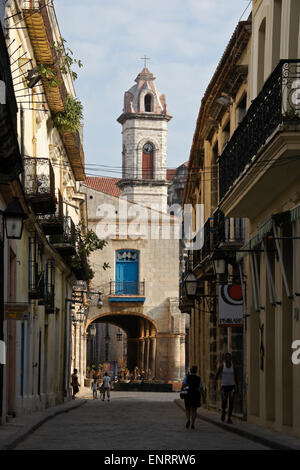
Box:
[116, 250, 139, 294]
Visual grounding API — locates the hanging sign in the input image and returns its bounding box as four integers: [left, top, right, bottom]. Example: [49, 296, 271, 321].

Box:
[4, 303, 29, 321]
[218, 284, 243, 327]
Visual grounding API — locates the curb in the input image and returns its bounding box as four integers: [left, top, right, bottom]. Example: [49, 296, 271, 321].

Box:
[0, 399, 87, 450]
[174, 399, 298, 451]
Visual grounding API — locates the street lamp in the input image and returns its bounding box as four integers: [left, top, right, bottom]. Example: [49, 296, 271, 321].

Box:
[1, 197, 28, 240]
[97, 292, 103, 309]
[183, 271, 198, 297]
[211, 252, 226, 275]
[89, 324, 96, 336]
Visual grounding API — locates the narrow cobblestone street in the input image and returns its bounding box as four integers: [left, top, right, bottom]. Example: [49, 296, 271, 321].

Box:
[15, 392, 269, 450]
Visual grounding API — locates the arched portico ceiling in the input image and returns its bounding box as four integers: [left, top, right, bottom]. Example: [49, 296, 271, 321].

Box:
[86, 312, 157, 339]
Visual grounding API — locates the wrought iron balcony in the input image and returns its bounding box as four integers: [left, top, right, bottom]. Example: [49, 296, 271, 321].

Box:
[49, 216, 76, 256]
[212, 209, 245, 249]
[38, 190, 64, 235]
[192, 219, 212, 269]
[24, 157, 56, 214]
[28, 262, 44, 300]
[109, 281, 145, 296]
[219, 60, 300, 200]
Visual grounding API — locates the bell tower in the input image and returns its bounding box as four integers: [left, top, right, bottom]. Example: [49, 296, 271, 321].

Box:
[117, 66, 172, 212]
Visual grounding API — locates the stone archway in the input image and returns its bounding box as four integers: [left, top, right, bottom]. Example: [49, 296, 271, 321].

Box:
[87, 312, 158, 377]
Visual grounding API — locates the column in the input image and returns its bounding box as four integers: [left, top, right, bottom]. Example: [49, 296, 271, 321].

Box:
[138, 338, 145, 370]
[81, 332, 87, 385]
[180, 335, 185, 379]
[167, 334, 181, 381]
[149, 336, 156, 378]
[145, 337, 150, 376]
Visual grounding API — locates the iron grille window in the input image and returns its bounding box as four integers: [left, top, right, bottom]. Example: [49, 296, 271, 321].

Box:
[45, 259, 55, 313]
[28, 234, 44, 299]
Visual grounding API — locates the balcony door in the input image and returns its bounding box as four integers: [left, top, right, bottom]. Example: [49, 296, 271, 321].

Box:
[115, 250, 139, 295]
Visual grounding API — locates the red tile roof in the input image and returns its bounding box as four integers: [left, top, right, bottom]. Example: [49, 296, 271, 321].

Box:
[84, 177, 120, 197]
[85, 169, 177, 197]
[166, 169, 176, 180]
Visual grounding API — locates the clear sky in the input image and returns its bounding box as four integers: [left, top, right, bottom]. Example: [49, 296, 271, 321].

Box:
[54, 0, 251, 177]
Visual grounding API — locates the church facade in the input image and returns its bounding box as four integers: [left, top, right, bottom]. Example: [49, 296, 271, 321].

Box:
[79, 67, 186, 383]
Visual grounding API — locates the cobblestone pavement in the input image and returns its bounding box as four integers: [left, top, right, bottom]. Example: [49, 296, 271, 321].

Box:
[15, 392, 269, 450]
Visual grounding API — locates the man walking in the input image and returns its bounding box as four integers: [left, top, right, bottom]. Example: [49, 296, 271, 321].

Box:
[215, 353, 239, 424]
[101, 372, 111, 402]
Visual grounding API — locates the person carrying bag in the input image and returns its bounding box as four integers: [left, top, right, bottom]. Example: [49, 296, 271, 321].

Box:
[181, 365, 206, 429]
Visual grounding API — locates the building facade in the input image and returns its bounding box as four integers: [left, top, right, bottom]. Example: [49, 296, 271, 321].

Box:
[219, 0, 300, 437]
[181, 19, 251, 414]
[1, 0, 87, 423]
[182, 0, 300, 438]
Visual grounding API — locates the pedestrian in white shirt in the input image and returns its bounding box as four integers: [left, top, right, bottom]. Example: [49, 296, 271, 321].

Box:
[91, 378, 98, 399]
[102, 372, 111, 402]
[215, 353, 239, 424]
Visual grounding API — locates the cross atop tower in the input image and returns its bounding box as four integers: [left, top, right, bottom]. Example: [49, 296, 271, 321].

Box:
[140, 55, 150, 68]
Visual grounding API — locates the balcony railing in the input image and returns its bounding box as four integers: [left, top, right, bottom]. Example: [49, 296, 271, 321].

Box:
[219, 60, 300, 199]
[38, 190, 64, 235]
[24, 157, 56, 214]
[193, 219, 212, 268]
[49, 216, 76, 256]
[110, 281, 145, 296]
[213, 209, 245, 249]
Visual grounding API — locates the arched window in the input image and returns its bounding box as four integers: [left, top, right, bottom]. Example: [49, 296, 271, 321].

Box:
[144, 94, 152, 112]
[142, 142, 154, 179]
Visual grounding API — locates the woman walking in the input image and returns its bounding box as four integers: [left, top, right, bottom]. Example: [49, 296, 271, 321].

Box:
[182, 365, 205, 429]
[71, 368, 80, 400]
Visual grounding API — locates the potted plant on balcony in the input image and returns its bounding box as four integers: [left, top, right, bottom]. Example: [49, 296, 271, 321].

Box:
[37, 37, 83, 89]
[53, 94, 83, 133]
